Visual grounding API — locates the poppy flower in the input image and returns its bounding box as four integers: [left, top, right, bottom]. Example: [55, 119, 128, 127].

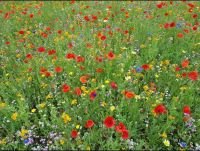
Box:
[101, 35, 106, 41]
[110, 82, 118, 89]
[125, 91, 135, 99]
[181, 59, 189, 68]
[170, 22, 176, 28]
[104, 116, 115, 128]
[177, 33, 184, 38]
[38, 47, 45, 52]
[26, 54, 33, 59]
[154, 104, 167, 115]
[62, 84, 70, 93]
[66, 53, 76, 59]
[192, 14, 198, 19]
[183, 106, 191, 115]
[80, 76, 88, 83]
[188, 71, 198, 81]
[181, 72, 187, 78]
[115, 122, 126, 133]
[175, 66, 181, 71]
[142, 64, 150, 70]
[71, 130, 78, 138]
[107, 51, 115, 60]
[5, 41, 10, 45]
[156, 3, 163, 9]
[48, 50, 56, 55]
[96, 68, 104, 73]
[90, 90, 97, 101]
[54, 66, 63, 73]
[85, 120, 94, 128]
[74, 87, 82, 96]
[76, 56, 85, 62]
[84, 16, 90, 21]
[122, 130, 129, 140]
[19, 30, 24, 35]
[29, 13, 34, 18]
[192, 26, 197, 31]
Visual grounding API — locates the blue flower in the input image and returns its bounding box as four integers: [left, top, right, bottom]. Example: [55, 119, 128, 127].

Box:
[136, 67, 143, 72]
[176, 23, 182, 28]
[24, 139, 29, 145]
[179, 142, 187, 148]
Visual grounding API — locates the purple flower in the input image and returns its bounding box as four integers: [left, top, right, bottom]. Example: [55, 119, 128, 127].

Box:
[136, 67, 143, 72]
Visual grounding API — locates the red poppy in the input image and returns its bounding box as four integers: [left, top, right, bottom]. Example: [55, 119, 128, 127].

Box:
[156, 3, 163, 9]
[154, 104, 167, 115]
[85, 120, 94, 128]
[181, 72, 187, 78]
[107, 51, 115, 60]
[142, 64, 150, 70]
[192, 26, 197, 31]
[177, 33, 184, 38]
[164, 23, 170, 29]
[192, 14, 198, 19]
[84, 16, 90, 21]
[183, 106, 191, 115]
[96, 56, 103, 62]
[104, 116, 115, 128]
[38, 47, 45, 52]
[57, 30, 62, 34]
[71, 130, 78, 138]
[181, 59, 189, 68]
[125, 91, 135, 99]
[101, 35, 106, 41]
[110, 82, 118, 89]
[45, 71, 51, 77]
[48, 50, 56, 55]
[188, 71, 198, 81]
[5, 41, 10, 45]
[175, 66, 181, 71]
[170, 22, 176, 28]
[54, 66, 63, 73]
[19, 30, 24, 35]
[29, 13, 34, 18]
[122, 130, 129, 140]
[26, 53, 33, 59]
[115, 122, 126, 133]
[76, 56, 85, 62]
[62, 84, 70, 93]
[74, 87, 82, 96]
[66, 53, 76, 59]
[96, 68, 104, 73]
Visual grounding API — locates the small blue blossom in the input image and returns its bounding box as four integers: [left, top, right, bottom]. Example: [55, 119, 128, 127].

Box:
[136, 67, 143, 72]
[179, 142, 187, 148]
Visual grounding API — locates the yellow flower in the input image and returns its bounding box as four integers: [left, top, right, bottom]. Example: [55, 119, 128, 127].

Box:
[91, 78, 96, 83]
[143, 85, 149, 91]
[62, 113, 71, 124]
[69, 72, 73, 76]
[110, 106, 115, 112]
[105, 80, 110, 84]
[20, 129, 28, 139]
[31, 108, 36, 113]
[0, 138, 6, 145]
[71, 99, 77, 105]
[81, 86, 86, 91]
[101, 101, 107, 107]
[28, 76, 32, 82]
[60, 139, 65, 145]
[76, 125, 80, 129]
[163, 139, 170, 147]
[86, 146, 90, 150]
[46, 93, 53, 100]
[0, 102, 6, 108]
[169, 115, 175, 120]
[11, 112, 18, 121]
[16, 54, 21, 58]
[39, 103, 46, 109]
[161, 132, 167, 138]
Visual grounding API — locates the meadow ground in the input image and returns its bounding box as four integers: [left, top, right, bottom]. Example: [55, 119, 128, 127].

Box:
[0, 1, 200, 150]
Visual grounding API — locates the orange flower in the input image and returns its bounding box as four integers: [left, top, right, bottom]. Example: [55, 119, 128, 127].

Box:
[80, 76, 87, 83]
[125, 91, 135, 99]
[181, 59, 189, 68]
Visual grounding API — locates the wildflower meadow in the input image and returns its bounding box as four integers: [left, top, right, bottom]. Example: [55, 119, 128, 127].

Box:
[0, 1, 200, 150]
